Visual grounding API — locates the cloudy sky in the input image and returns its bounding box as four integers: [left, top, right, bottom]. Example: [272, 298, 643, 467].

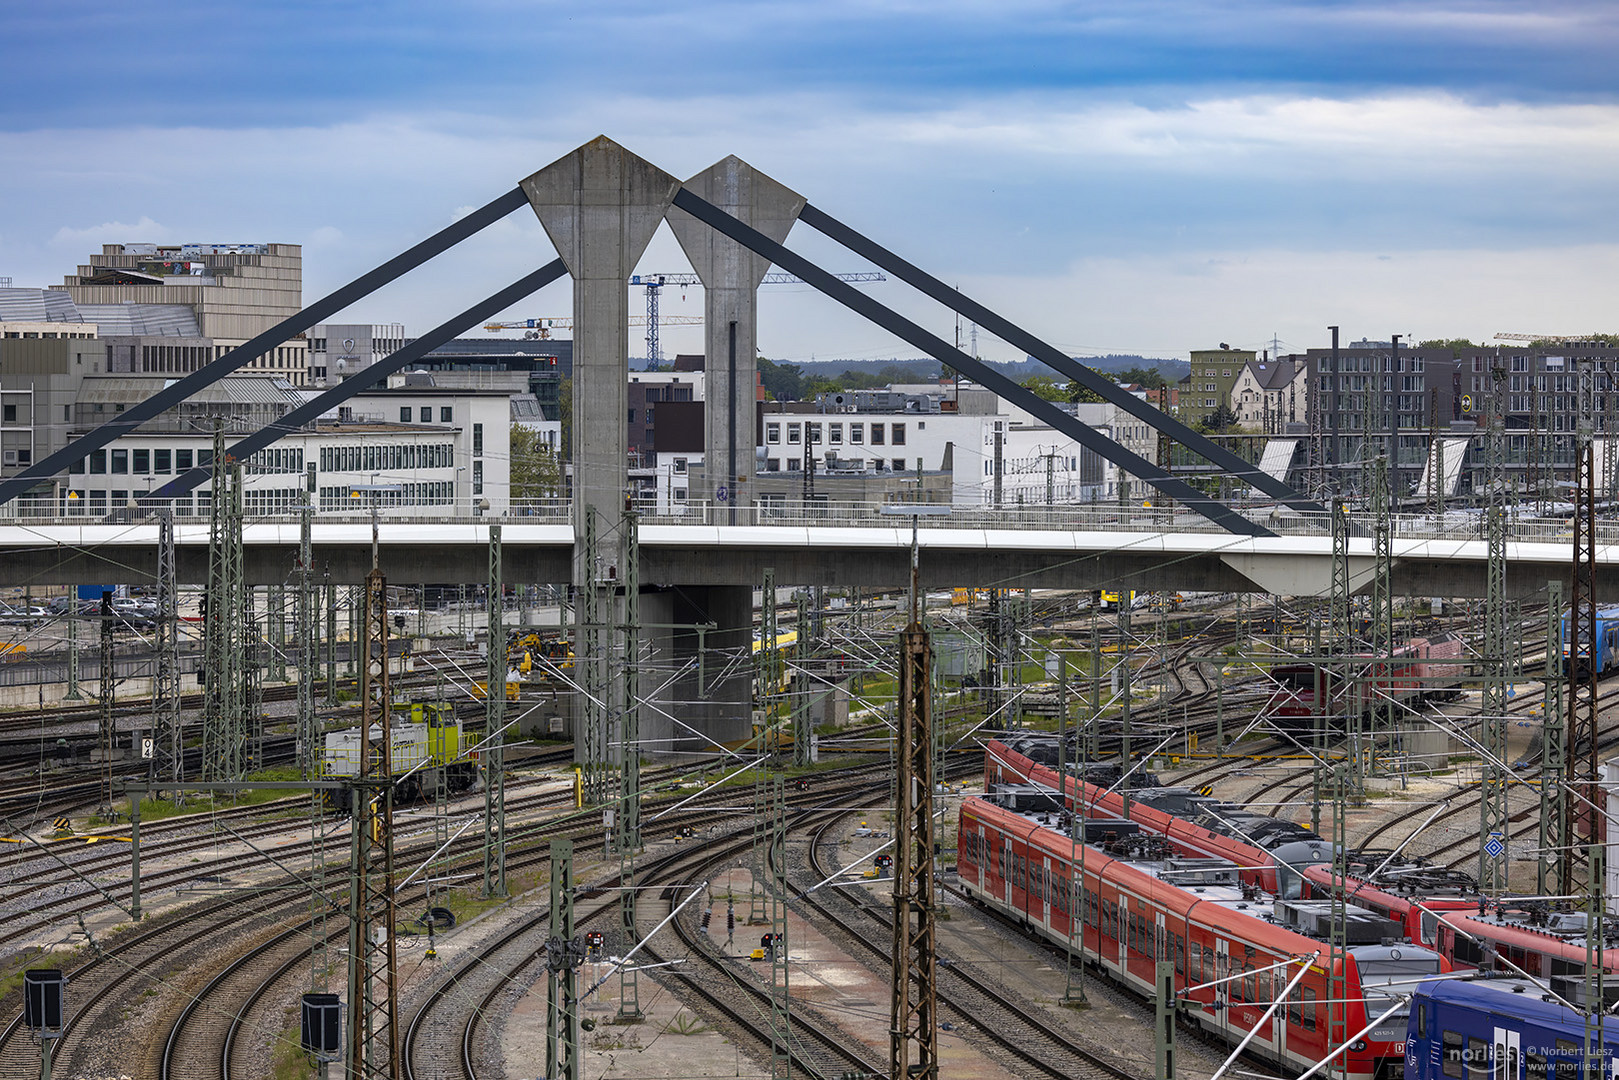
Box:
[3, 1, 1616, 364]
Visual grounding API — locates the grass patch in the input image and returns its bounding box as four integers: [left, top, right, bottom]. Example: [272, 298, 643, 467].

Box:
[269, 1014, 317, 1080]
[91, 767, 312, 825]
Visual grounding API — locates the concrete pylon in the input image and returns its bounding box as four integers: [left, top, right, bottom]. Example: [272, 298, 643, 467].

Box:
[522, 137, 679, 781]
[667, 156, 806, 517]
[521, 136, 680, 533]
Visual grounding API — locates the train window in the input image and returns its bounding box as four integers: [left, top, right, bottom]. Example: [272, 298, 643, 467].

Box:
[1242, 965, 1255, 1003]
[1554, 1038, 1579, 1078]
[1286, 986, 1309, 1030]
[1524, 1050, 1546, 1078]
[1441, 1030, 1465, 1077]
[1420, 912, 1438, 945]
[1467, 1037, 1488, 1078]
[1175, 935, 1186, 975]
[1416, 1002, 1426, 1038]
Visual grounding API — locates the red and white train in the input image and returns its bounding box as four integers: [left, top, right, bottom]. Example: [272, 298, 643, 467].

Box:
[986, 741, 1619, 988]
[959, 794, 1447, 1080]
[986, 737, 1331, 897]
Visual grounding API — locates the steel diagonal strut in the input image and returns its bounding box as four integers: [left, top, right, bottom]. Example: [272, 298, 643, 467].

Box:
[142, 260, 569, 507]
[669, 188, 1272, 537]
[0, 186, 531, 509]
[794, 202, 1325, 515]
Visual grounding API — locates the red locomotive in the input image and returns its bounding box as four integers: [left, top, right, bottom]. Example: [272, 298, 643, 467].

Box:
[1268, 636, 1465, 730]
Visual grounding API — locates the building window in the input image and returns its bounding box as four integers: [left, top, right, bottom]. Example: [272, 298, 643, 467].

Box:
[766, 458, 780, 471]
[133, 449, 149, 474]
[177, 449, 193, 471]
[111, 449, 128, 474]
[871, 424, 885, 446]
[787, 424, 801, 444]
[420, 407, 432, 422]
[786, 458, 800, 471]
[829, 423, 843, 445]
[473, 424, 484, 456]
[766, 423, 781, 444]
[400, 407, 412, 423]
[154, 449, 171, 474]
[472, 460, 484, 495]
[441, 407, 452, 423]
[891, 423, 906, 445]
[807, 424, 821, 444]
[893, 458, 907, 472]
[850, 424, 864, 444]
[672, 457, 688, 474]
[1, 405, 14, 423]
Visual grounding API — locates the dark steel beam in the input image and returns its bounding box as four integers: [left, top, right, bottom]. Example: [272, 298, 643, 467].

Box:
[798, 202, 1324, 514]
[672, 188, 1271, 537]
[142, 260, 569, 505]
[2, 186, 531, 508]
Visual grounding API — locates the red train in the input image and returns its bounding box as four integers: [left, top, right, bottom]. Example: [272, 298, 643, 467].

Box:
[1269, 635, 1465, 730]
[986, 742, 1619, 990]
[960, 794, 1448, 1080]
[985, 737, 1330, 897]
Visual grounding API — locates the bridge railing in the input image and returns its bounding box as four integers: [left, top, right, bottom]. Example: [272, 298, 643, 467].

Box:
[0, 492, 1613, 545]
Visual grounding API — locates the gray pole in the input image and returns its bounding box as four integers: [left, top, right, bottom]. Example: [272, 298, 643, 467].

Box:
[1154, 961, 1176, 1080]
[129, 792, 141, 920]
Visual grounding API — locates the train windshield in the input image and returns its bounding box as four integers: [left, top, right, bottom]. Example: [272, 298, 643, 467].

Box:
[1357, 956, 1442, 1011]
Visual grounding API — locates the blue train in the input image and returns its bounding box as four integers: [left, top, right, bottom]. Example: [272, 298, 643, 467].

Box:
[1406, 976, 1619, 1079]
[1561, 605, 1619, 679]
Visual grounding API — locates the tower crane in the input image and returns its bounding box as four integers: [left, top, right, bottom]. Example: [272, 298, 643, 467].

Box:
[1494, 332, 1600, 344]
[482, 314, 704, 341]
[628, 270, 885, 369]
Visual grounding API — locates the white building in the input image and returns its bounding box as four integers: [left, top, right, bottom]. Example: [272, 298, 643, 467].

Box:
[1232, 358, 1308, 432]
[54, 376, 510, 517]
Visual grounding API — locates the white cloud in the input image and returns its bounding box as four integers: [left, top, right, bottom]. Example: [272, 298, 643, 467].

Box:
[50, 215, 170, 249]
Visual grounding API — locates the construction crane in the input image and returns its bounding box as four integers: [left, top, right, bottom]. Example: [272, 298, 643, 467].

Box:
[628, 270, 886, 369]
[483, 314, 704, 341]
[1495, 332, 1601, 344]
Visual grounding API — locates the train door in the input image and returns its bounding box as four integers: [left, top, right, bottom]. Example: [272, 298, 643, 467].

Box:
[1155, 912, 1166, 971]
[1214, 938, 1230, 1033]
[1491, 1025, 1518, 1079]
[1042, 856, 1052, 928]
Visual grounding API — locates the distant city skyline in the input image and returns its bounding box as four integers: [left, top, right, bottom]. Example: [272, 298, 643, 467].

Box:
[2, 1, 1616, 363]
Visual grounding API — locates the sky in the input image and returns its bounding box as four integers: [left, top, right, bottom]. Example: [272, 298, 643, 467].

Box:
[2, 1, 1617, 365]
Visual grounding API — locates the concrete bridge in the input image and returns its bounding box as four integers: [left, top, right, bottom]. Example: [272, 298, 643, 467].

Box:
[0, 501, 1607, 602]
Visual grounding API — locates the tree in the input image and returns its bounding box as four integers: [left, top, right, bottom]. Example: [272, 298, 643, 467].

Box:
[1020, 375, 1070, 402]
[1418, 339, 1479, 356]
[1065, 380, 1105, 404]
[510, 424, 563, 503]
[1114, 365, 1167, 389]
[1197, 402, 1240, 433]
[556, 376, 572, 458]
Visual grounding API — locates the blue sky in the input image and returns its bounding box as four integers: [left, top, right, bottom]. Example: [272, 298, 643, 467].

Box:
[3, 1, 1617, 362]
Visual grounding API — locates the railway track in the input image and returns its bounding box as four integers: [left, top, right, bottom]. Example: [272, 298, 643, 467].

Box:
[789, 814, 1142, 1080]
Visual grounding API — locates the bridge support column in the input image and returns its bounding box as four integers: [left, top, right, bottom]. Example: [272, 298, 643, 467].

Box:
[640, 585, 752, 755]
[521, 137, 678, 782]
[668, 156, 805, 518]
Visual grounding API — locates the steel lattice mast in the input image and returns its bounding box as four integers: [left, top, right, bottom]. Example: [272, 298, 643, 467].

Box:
[484, 524, 507, 898]
[1566, 358, 1601, 889]
[346, 568, 399, 1080]
[152, 507, 182, 794]
[890, 622, 938, 1080]
[1539, 580, 1567, 896]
